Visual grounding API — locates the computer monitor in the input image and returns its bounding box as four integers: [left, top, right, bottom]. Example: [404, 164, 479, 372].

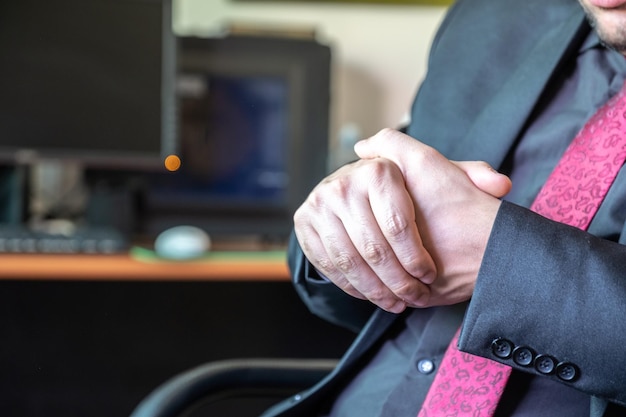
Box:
[0, 0, 176, 168]
[138, 35, 332, 240]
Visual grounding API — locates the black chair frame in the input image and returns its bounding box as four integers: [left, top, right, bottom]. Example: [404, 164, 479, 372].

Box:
[130, 358, 338, 417]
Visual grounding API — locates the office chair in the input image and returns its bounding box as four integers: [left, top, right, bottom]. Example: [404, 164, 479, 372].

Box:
[130, 358, 338, 417]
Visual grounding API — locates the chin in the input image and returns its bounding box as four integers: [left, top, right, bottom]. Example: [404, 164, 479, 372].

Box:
[581, 2, 626, 54]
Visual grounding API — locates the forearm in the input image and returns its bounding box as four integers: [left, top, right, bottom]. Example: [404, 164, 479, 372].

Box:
[459, 201, 626, 406]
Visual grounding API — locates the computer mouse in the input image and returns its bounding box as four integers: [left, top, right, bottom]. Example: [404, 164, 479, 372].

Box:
[153, 225, 211, 260]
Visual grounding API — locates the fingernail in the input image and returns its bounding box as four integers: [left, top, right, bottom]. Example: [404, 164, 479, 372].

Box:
[408, 291, 430, 308]
[388, 300, 407, 314]
[419, 270, 436, 285]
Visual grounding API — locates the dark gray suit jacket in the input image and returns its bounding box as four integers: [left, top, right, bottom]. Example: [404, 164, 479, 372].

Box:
[262, 0, 626, 415]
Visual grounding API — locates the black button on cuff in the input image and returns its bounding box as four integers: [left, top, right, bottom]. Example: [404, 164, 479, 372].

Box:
[534, 354, 556, 374]
[491, 338, 514, 359]
[556, 362, 579, 382]
[513, 346, 535, 367]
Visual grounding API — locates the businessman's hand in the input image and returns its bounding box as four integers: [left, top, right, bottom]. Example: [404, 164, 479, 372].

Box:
[293, 128, 511, 312]
[294, 153, 435, 313]
[355, 129, 511, 307]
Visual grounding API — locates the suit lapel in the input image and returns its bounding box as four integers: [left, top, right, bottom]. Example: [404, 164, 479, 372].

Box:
[261, 309, 398, 417]
[451, 9, 588, 169]
[318, 309, 397, 378]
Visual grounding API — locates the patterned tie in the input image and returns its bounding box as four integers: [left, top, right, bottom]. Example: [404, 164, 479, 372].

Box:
[418, 79, 626, 417]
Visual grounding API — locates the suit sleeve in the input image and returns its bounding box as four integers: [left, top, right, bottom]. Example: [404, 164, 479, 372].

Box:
[458, 201, 626, 407]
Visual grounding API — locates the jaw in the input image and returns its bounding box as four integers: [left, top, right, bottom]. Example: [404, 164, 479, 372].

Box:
[579, 0, 626, 55]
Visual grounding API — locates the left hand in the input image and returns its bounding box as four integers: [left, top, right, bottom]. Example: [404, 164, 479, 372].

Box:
[355, 129, 511, 307]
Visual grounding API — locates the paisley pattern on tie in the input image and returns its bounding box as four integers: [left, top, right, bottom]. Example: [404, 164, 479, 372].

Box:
[532, 83, 626, 227]
[417, 330, 511, 417]
[418, 79, 626, 417]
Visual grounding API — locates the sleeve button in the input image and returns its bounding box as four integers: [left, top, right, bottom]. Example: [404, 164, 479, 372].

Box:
[534, 354, 556, 374]
[513, 346, 535, 367]
[491, 338, 513, 359]
[556, 362, 579, 382]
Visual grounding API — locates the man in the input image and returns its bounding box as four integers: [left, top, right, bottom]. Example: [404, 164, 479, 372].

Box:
[262, 0, 626, 415]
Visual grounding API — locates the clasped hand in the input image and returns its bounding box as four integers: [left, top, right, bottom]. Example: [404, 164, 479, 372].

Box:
[293, 129, 512, 313]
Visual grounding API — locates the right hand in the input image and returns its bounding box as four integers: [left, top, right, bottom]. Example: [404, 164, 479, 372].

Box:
[294, 156, 435, 313]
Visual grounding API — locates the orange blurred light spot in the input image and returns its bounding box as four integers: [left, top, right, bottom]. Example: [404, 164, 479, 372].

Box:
[164, 155, 181, 172]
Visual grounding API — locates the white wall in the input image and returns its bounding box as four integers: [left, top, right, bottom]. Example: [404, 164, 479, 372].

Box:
[173, 0, 448, 168]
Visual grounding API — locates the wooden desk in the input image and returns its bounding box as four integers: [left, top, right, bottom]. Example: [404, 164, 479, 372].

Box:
[0, 249, 290, 281]
[0, 249, 354, 417]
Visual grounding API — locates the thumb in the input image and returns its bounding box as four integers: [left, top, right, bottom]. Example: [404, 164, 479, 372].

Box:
[354, 129, 512, 198]
[452, 160, 512, 198]
[354, 128, 419, 163]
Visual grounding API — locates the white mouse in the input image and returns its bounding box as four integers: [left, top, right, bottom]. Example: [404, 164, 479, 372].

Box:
[153, 225, 211, 260]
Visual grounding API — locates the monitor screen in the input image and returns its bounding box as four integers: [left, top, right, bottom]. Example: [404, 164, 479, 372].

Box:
[134, 35, 332, 240]
[151, 72, 289, 208]
[0, 0, 176, 168]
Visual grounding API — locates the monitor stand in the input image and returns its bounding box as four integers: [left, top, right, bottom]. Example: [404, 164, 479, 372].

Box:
[83, 168, 146, 238]
[0, 165, 27, 225]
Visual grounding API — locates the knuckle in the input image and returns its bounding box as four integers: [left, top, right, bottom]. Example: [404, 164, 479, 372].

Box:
[366, 164, 404, 195]
[325, 175, 352, 199]
[377, 127, 397, 139]
[306, 189, 329, 211]
[294, 198, 325, 227]
[403, 252, 435, 278]
[412, 290, 431, 308]
[399, 249, 426, 269]
[388, 280, 417, 298]
[315, 256, 336, 275]
[334, 252, 358, 274]
[383, 212, 411, 238]
[363, 286, 388, 305]
[362, 241, 389, 266]
[292, 206, 308, 225]
[368, 158, 397, 178]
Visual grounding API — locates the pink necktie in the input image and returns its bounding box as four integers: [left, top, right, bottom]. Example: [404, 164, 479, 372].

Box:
[418, 80, 626, 417]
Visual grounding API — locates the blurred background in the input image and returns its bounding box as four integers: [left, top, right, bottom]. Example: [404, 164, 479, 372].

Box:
[0, 1, 451, 416]
[179, 0, 447, 168]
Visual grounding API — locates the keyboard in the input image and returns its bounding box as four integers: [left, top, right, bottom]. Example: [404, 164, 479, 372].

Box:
[0, 225, 128, 254]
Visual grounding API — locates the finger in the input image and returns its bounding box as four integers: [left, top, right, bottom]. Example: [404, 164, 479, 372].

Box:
[293, 157, 428, 312]
[354, 129, 444, 192]
[353, 131, 439, 284]
[295, 198, 409, 312]
[355, 129, 513, 200]
[338, 188, 433, 308]
[323, 204, 410, 313]
[294, 208, 366, 301]
[364, 163, 437, 285]
[452, 160, 512, 198]
[354, 128, 419, 164]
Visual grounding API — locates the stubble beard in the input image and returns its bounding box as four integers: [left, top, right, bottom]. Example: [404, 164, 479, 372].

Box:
[580, 4, 626, 55]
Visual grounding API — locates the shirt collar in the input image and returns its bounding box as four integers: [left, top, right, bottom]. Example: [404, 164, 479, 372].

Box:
[580, 30, 602, 54]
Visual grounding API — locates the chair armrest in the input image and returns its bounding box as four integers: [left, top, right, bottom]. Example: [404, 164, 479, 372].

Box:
[130, 358, 338, 417]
